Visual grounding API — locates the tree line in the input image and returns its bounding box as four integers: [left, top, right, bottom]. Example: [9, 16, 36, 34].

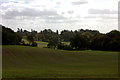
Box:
[1, 24, 120, 51]
[2, 25, 21, 45]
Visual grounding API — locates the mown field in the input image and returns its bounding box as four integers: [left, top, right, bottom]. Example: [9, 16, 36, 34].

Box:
[2, 44, 118, 78]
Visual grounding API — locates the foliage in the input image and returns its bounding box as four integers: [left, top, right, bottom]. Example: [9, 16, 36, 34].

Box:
[17, 28, 37, 38]
[40, 29, 59, 42]
[27, 35, 34, 44]
[90, 34, 106, 50]
[23, 35, 38, 47]
[47, 35, 61, 48]
[70, 34, 90, 50]
[91, 30, 120, 51]
[2, 25, 21, 45]
[60, 30, 74, 42]
[57, 43, 73, 50]
[2, 24, 120, 51]
[105, 30, 120, 51]
[31, 42, 38, 47]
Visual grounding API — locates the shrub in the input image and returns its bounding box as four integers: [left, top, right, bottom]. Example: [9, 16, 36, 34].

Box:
[32, 42, 38, 47]
[57, 43, 73, 50]
[63, 45, 73, 50]
[57, 43, 64, 49]
[23, 43, 31, 46]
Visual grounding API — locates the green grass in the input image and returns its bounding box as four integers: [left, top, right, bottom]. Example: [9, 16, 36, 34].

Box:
[2, 45, 118, 78]
[35, 41, 70, 48]
[22, 37, 69, 48]
[22, 37, 48, 48]
[62, 42, 70, 45]
[22, 39, 29, 44]
[35, 41, 48, 48]
[22, 36, 29, 44]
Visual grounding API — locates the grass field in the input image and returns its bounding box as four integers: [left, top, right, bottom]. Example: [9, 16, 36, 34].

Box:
[62, 42, 70, 45]
[35, 41, 48, 48]
[22, 37, 70, 48]
[35, 41, 70, 48]
[2, 44, 118, 78]
[22, 38, 48, 48]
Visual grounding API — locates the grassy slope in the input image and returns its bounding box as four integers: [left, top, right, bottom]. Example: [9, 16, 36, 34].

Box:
[22, 38, 48, 48]
[62, 42, 70, 45]
[2, 45, 118, 78]
[35, 41, 70, 48]
[35, 41, 48, 48]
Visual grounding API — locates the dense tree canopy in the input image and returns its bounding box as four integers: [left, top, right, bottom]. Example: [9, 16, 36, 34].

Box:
[2, 25, 21, 45]
[70, 34, 90, 50]
[1, 24, 120, 51]
[60, 30, 74, 42]
[47, 35, 61, 48]
[91, 30, 120, 51]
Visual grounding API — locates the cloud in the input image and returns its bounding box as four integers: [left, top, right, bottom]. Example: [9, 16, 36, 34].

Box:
[47, 15, 66, 20]
[1, 7, 69, 24]
[56, 2, 61, 5]
[67, 11, 74, 14]
[85, 15, 117, 20]
[71, 0, 88, 5]
[2, 8, 60, 19]
[88, 9, 117, 14]
[46, 19, 79, 23]
[0, 0, 118, 33]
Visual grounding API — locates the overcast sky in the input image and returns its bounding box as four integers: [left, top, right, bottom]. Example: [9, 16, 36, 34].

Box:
[0, 0, 119, 33]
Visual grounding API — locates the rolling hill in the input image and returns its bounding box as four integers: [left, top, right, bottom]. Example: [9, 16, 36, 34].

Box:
[2, 45, 118, 78]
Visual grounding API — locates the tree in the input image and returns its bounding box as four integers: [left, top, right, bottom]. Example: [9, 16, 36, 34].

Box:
[26, 35, 38, 47]
[70, 34, 89, 50]
[106, 30, 120, 38]
[60, 30, 74, 42]
[27, 35, 34, 44]
[105, 30, 120, 51]
[40, 29, 59, 42]
[90, 30, 120, 51]
[56, 30, 59, 34]
[90, 34, 109, 50]
[47, 35, 61, 49]
[2, 25, 21, 45]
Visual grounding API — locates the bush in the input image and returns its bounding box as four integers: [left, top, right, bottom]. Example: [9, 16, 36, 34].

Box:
[21, 41, 37, 47]
[47, 36, 61, 49]
[57, 43, 73, 50]
[23, 43, 31, 46]
[32, 42, 38, 47]
[57, 43, 64, 49]
[63, 45, 73, 50]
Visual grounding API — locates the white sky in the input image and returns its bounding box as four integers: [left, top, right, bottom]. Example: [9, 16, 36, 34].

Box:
[0, 0, 119, 33]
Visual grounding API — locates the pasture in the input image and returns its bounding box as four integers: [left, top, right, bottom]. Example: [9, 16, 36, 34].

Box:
[35, 41, 48, 48]
[2, 45, 118, 78]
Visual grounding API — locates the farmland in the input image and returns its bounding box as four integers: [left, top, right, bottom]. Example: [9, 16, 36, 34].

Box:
[2, 45, 118, 78]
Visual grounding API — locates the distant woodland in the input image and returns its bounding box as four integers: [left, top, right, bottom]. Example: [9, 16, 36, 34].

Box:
[1, 24, 120, 51]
